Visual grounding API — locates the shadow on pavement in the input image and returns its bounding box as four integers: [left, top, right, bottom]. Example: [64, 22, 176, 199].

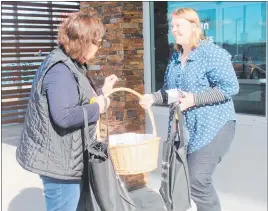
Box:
[129, 186, 166, 211]
[8, 187, 46, 211]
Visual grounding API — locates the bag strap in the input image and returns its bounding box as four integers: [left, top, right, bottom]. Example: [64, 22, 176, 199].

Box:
[104, 97, 109, 144]
[167, 105, 177, 144]
[176, 105, 186, 148]
[168, 103, 185, 148]
[82, 96, 110, 147]
[82, 107, 91, 148]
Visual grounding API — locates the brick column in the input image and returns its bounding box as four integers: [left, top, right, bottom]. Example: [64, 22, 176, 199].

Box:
[81, 2, 148, 190]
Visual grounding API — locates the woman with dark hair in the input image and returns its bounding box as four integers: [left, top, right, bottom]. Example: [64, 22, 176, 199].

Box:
[16, 12, 118, 211]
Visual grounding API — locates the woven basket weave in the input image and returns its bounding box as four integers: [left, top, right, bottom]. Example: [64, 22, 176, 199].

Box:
[97, 87, 161, 175]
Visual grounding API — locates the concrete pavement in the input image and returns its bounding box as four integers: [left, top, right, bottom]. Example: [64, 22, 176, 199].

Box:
[1, 123, 267, 211]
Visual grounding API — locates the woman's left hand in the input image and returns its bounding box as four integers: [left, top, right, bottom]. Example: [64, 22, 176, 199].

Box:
[102, 74, 119, 96]
[178, 91, 195, 111]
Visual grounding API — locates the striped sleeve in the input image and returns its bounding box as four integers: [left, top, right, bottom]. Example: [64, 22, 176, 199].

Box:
[152, 90, 164, 104]
[193, 87, 226, 106]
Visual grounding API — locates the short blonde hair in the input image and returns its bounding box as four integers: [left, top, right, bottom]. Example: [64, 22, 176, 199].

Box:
[171, 8, 205, 52]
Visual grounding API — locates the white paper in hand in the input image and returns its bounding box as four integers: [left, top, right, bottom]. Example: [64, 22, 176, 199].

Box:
[166, 89, 181, 104]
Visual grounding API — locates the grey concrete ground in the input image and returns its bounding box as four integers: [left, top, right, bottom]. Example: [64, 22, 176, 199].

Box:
[1, 123, 267, 211]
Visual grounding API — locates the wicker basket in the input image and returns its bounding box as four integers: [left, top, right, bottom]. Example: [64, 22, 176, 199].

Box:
[96, 87, 161, 175]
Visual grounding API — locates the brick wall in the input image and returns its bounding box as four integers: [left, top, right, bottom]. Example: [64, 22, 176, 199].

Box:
[80, 2, 149, 190]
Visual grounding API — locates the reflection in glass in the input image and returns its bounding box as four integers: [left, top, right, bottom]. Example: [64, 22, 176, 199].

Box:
[152, 2, 266, 115]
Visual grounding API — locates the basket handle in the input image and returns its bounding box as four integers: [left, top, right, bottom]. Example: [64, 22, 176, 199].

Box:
[96, 87, 157, 140]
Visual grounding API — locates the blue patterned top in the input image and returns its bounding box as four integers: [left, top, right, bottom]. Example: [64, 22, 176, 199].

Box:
[163, 40, 239, 154]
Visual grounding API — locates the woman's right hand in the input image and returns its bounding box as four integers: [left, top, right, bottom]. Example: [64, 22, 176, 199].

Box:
[96, 95, 110, 114]
[139, 94, 154, 109]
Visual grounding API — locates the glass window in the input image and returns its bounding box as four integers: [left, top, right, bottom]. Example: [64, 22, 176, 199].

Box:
[152, 2, 267, 115]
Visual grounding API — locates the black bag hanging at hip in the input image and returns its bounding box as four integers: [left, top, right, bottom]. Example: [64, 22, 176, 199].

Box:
[77, 99, 136, 211]
[159, 104, 191, 211]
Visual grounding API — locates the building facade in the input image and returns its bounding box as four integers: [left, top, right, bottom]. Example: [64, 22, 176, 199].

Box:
[143, 1, 267, 204]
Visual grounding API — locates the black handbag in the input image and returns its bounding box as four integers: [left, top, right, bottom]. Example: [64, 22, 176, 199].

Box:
[77, 101, 136, 211]
[159, 104, 191, 211]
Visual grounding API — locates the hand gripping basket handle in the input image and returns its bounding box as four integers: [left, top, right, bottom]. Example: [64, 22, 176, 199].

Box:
[96, 87, 157, 140]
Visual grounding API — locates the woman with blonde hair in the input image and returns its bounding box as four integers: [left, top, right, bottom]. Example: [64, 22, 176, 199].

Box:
[16, 12, 118, 211]
[140, 8, 239, 211]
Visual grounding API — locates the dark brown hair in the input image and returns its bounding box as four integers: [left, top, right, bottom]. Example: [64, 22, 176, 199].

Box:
[57, 12, 105, 62]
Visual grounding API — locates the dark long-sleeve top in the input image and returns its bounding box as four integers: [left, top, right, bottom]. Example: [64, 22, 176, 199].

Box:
[41, 62, 100, 129]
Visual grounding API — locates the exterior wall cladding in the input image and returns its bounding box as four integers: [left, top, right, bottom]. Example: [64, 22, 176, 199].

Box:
[80, 2, 148, 190]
